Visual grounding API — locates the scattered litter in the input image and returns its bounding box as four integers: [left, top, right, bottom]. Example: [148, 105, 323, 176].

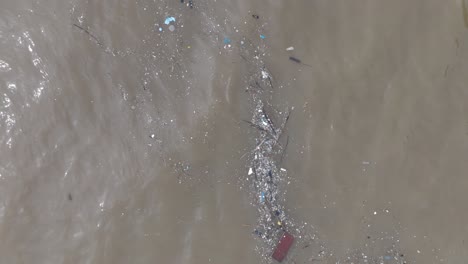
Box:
[159, 27, 163, 32]
[261, 70, 269, 79]
[248, 167, 253, 175]
[252, 14, 260, 19]
[223, 37, 231, 44]
[286, 46, 294, 51]
[384, 256, 392, 260]
[169, 25, 175, 31]
[362, 161, 370, 165]
[164, 16, 176, 25]
[260, 34, 266, 39]
[280, 168, 287, 172]
[150, 134, 155, 139]
[260, 192, 265, 203]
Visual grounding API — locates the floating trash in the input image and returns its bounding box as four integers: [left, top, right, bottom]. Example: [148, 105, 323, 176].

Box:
[286, 46, 294, 51]
[260, 34, 266, 39]
[168, 25, 175, 32]
[164, 16, 176, 25]
[223, 37, 231, 44]
[272, 232, 294, 262]
[289, 56, 313, 68]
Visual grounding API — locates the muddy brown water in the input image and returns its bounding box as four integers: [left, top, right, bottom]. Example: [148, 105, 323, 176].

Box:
[1, 0, 468, 263]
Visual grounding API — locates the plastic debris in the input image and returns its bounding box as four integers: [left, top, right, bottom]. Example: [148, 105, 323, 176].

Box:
[164, 16, 176, 25]
[159, 27, 163, 32]
[384, 256, 392, 260]
[272, 232, 294, 262]
[286, 46, 294, 51]
[260, 34, 266, 39]
[261, 70, 269, 79]
[254, 229, 262, 237]
[246, 99, 290, 249]
[223, 37, 231, 44]
[248, 167, 253, 175]
[169, 25, 175, 31]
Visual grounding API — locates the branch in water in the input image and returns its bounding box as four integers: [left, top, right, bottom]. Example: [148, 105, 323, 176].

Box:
[72, 23, 103, 47]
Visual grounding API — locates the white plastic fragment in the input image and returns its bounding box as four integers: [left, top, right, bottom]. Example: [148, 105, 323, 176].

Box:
[286, 46, 294, 51]
[248, 168, 253, 175]
[164, 16, 176, 25]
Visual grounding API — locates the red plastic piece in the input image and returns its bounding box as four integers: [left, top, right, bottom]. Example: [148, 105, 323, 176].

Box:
[272, 232, 294, 262]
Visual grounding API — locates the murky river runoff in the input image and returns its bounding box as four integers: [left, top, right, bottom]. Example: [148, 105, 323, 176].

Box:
[1, 0, 468, 263]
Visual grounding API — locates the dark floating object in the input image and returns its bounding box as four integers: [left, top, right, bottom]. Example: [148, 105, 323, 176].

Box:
[289, 56, 312, 67]
[289, 56, 301, 63]
[252, 14, 260, 19]
[272, 232, 294, 262]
